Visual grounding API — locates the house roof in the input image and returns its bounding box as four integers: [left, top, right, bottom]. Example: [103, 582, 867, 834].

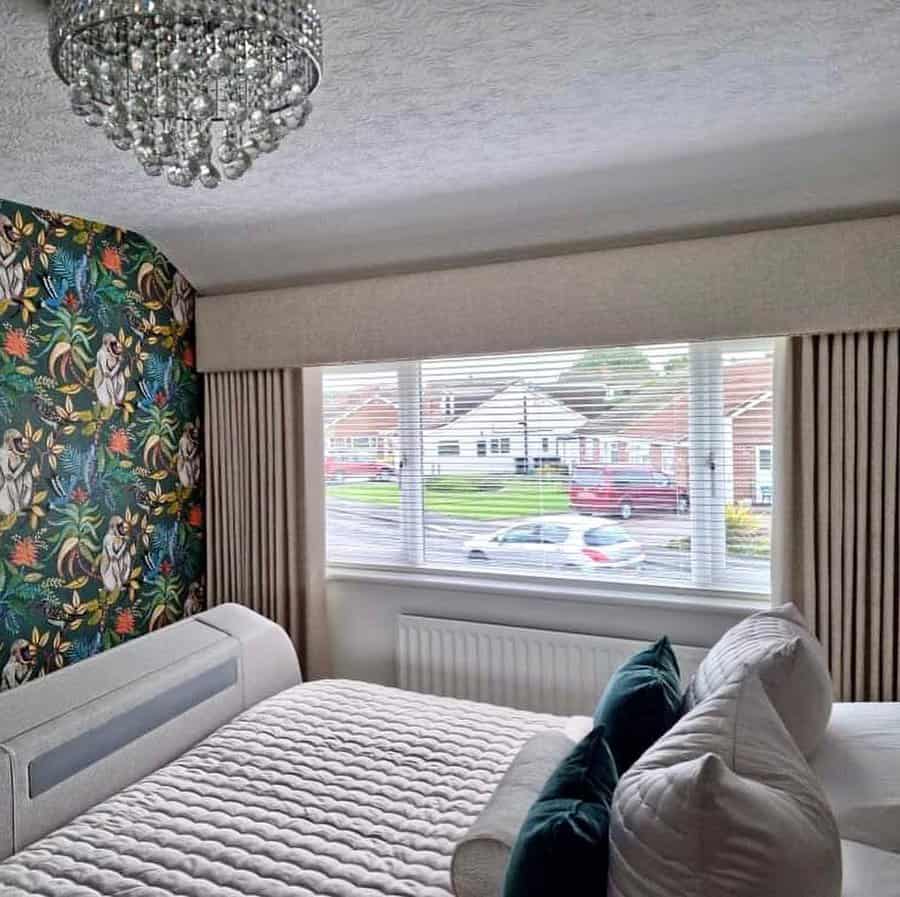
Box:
[576, 359, 772, 442]
[422, 378, 516, 429]
[323, 385, 399, 427]
[324, 358, 772, 443]
[325, 378, 516, 431]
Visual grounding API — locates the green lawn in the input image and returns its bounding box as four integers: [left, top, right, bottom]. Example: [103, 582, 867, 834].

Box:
[327, 477, 570, 520]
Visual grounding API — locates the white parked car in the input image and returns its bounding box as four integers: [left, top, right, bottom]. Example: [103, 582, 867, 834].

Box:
[464, 514, 646, 572]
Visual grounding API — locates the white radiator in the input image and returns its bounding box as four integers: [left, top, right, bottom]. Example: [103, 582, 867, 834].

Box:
[397, 615, 708, 716]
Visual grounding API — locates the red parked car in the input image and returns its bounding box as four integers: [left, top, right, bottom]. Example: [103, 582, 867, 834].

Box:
[325, 456, 395, 483]
[569, 465, 689, 519]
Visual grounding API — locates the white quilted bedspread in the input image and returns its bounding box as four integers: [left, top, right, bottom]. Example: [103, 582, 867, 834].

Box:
[0, 680, 570, 897]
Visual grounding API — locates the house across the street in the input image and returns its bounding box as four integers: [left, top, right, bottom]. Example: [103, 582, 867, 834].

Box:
[323, 357, 774, 505]
[575, 359, 773, 505]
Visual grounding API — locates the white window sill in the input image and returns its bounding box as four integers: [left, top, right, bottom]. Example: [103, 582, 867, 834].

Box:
[327, 563, 770, 616]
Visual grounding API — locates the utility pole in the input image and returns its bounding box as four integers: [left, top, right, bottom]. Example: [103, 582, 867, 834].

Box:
[519, 393, 529, 474]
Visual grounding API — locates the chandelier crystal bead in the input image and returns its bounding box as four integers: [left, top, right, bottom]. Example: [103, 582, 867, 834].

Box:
[49, 0, 323, 188]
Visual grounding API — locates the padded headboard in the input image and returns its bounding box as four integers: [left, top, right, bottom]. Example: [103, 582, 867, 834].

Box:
[0, 603, 301, 859]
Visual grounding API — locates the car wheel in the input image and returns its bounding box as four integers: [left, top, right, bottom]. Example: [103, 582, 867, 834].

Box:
[468, 550, 488, 562]
[676, 495, 689, 514]
[620, 500, 633, 520]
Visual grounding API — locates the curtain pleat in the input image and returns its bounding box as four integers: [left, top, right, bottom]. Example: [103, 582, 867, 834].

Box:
[885, 334, 899, 697]
[203, 369, 325, 676]
[774, 331, 900, 700]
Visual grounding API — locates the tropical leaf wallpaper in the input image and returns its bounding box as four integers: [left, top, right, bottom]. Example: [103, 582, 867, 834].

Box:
[0, 198, 204, 692]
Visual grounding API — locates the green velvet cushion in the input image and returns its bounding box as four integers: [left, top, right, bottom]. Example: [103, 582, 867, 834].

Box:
[503, 727, 617, 897]
[538, 724, 618, 801]
[593, 636, 683, 774]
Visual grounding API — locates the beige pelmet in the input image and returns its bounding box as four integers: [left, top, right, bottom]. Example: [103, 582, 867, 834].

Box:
[204, 369, 328, 679]
[196, 214, 900, 371]
[774, 331, 900, 701]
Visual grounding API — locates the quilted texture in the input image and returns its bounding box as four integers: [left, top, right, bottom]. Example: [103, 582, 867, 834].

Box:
[0, 680, 574, 897]
[684, 603, 832, 755]
[609, 672, 842, 897]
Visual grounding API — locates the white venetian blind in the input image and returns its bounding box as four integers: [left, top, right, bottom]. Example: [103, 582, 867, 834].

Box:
[323, 338, 775, 594]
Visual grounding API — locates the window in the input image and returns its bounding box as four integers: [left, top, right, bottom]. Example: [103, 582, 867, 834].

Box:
[501, 524, 540, 544]
[583, 525, 630, 547]
[323, 339, 775, 594]
[539, 523, 570, 544]
[573, 468, 605, 488]
[629, 441, 651, 464]
[661, 445, 676, 473]
[756, 445, 773, 505]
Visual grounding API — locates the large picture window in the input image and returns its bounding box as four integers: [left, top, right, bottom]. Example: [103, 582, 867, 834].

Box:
[323, 339, 775, 594]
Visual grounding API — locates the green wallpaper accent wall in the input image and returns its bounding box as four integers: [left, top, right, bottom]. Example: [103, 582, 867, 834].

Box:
[0, 198, 204, 692]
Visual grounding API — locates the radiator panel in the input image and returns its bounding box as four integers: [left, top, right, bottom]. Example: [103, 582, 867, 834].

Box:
[397, 615, 708, 716]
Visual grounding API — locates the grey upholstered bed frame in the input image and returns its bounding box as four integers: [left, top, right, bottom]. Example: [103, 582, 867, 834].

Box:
[0, 603, 301, 859]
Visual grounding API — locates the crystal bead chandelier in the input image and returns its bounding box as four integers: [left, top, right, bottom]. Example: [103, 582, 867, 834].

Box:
[48, 1, 323, 188]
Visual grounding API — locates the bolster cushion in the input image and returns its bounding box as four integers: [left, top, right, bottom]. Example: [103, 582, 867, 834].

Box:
[451, 731, 575, 897]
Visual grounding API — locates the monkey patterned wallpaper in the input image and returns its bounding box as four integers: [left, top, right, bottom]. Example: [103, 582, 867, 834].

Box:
[0, 198, 204, 692]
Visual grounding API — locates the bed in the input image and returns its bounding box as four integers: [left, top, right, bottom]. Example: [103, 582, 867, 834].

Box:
[1, 607, 899, 897]
[811, 702, 900, 896]
[0, 680, 589, 897]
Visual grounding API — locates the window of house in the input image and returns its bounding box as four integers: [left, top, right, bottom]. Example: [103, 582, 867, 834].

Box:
[661, 445, 676, 473]
[629, 441, 651, 464]
[323, 339, 775, 595]
[756, 445, 774, 505]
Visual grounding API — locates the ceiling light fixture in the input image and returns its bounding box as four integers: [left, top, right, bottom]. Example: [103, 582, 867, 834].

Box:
[49, 1, 323, 188]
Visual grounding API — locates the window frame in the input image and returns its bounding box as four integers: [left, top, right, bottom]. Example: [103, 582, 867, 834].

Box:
[323, 342, 774, 603]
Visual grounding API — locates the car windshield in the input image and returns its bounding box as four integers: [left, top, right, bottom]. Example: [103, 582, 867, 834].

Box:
[573, 469, 605, 487]
[583, 526, 631, 547]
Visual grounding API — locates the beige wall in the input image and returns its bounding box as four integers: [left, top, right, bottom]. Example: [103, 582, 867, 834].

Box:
[197, 213, 900, 371]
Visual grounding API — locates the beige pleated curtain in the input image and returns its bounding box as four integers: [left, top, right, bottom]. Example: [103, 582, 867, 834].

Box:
[204, 369, 328, 679]
[774, 331, 900, 701]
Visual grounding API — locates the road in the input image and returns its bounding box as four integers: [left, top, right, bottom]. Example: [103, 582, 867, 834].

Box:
[327, 499, 770, 592]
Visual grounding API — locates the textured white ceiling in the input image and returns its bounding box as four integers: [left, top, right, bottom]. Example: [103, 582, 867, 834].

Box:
[2, 1, 900, 292]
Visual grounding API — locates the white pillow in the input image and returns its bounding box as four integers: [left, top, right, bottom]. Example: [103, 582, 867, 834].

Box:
[684, 603, 832, 755]
[608, 672, 841, 897]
